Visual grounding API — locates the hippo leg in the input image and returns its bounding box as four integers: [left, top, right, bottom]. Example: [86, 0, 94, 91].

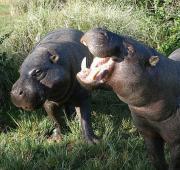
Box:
[64, 104, 76, 118]
[143, 135, 168, 170]
[44, 101, 64, 142]
[169, 144, 180, 170]
[76, 99, 99, 144]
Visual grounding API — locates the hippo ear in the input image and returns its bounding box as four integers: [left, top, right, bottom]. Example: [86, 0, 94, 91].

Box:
[50, 55, 59, 63]
[149, 56, 159, 66]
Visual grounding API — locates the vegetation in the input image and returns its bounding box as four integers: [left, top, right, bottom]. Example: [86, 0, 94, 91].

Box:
[0, 0, 179, 169]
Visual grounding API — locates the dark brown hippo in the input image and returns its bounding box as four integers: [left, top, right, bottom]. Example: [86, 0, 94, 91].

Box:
[11, 28, 98, 144]
[77, 28, 180, 170]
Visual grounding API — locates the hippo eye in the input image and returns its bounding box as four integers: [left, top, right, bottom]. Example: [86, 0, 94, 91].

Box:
[31, 69, 43, 79]
[50, 55, 59, 64]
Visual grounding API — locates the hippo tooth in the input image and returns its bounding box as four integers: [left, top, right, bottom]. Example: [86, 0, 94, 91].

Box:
[82, 41, 87, 46]
[87, 67, 101, 81]
[81, 57, 87, 70]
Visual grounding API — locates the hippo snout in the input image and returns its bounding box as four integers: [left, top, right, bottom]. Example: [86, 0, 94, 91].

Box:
[11, 78, 46, 111]
[11, 84, 24, 98]
[11, 85, 25, 107]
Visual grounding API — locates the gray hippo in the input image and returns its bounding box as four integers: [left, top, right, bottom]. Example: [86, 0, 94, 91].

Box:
[77, 28, 180, 169]
[11, 28, 98, 144]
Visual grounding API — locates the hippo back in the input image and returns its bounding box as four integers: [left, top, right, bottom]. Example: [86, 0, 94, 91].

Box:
[37, 28, 83, 45]
[36, 28, 93, 68]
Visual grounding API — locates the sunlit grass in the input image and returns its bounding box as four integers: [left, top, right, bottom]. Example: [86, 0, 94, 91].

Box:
[0, 4, 12, 33]
[0, 91, 154, 169]
[2, 0, 162, 57]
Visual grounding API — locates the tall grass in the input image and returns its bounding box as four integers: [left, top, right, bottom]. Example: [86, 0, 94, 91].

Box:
[10, 0, 65, 15]
[0, 90, 153, 169]
[0, 0, 11, 4]
[2, 0, 178, 57]
[0, 0, 167, 58]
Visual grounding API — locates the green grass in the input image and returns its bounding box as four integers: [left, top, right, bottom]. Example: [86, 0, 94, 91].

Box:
[0, 91, 153, 170]
[0, 0, 179, 169]
[0, 4, 13, 33]
[5, 0, 156, 57]
[0, 4, 8, 14]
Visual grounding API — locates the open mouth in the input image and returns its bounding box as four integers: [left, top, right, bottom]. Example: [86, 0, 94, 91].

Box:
[77, 56, 115, 89]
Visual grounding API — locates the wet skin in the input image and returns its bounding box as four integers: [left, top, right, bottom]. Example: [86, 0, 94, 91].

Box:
[77, 28, 180, 169]
[11, 28, 98, 144]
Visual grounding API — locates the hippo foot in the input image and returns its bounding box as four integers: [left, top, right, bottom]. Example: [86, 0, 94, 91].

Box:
[46, 128, 63, 143]
[85, 134, 100, 144]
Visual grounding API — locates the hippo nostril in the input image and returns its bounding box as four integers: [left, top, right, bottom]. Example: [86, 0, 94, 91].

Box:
[19, 91, 23, 96]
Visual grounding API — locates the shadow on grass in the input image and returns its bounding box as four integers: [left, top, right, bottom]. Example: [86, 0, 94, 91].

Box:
[0, 133, 152, 170]
[91, 89, 132, 136]
[0, 89, 154, 170]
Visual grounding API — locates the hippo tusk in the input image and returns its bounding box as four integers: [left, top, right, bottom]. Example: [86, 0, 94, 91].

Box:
[81, 57, 87, 70]
[82, 41, 87, 46]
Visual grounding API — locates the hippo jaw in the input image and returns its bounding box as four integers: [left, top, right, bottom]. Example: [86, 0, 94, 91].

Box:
[11, 78, 46, 111]
[77, 57, 115, 89]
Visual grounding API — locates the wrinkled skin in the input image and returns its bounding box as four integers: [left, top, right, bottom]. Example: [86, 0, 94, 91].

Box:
[11, 28, 98, 144]
[77, 28, 180, 169]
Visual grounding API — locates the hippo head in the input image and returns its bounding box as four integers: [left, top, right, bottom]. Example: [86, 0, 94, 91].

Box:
[77, 28, 159, 90]
[77, 28, 125, 89]
[11, 42, 73, 110]
[80, 28, 123, 58]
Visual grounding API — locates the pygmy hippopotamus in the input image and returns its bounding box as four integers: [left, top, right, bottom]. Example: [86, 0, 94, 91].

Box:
[77, 28, 180, 169]
[11, 28, 98, 144]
